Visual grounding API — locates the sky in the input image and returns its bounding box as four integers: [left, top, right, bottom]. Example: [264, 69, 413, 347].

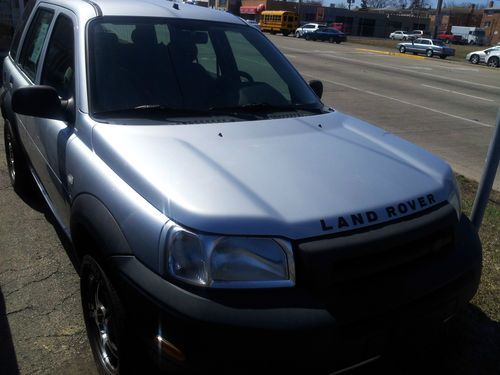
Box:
[325, 0, 495, 9]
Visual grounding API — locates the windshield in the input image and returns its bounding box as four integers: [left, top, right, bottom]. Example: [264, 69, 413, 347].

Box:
[473, 30, 485, 37]
[88, 17, 323, 121]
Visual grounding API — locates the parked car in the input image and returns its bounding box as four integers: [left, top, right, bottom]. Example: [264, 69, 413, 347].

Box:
[1, 0, 482, 374]
[398, 38, 455, 59]
[295, 22, 324, 38]
[389, 30, 411, 40]
[304, 27, 347, 43]
[485, 50, 500, 67]
[437, 32, 462, 44]
[409, 30, 425, 38]
[466, 46, 500, 64]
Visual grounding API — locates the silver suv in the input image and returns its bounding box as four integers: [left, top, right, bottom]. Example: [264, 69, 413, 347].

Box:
[1, 0, 482, 374]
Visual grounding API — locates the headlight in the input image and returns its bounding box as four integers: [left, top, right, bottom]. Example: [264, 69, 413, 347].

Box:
[166, 224, 295, 288]
[448, 174, 462, 220]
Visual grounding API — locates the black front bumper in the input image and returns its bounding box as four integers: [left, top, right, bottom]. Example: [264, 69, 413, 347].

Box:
[109, 205, 481, 373]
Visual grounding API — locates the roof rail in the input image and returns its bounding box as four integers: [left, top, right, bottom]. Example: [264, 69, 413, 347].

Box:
[82, 0, 102, 17]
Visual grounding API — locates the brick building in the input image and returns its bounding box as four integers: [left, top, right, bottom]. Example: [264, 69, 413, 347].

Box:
[481, 1, 500, 45]
[428, 5, 482, 33]
[239, 0, 429, 37]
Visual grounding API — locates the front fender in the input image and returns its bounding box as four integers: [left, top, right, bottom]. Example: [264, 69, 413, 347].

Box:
[70, 193, 132, 261]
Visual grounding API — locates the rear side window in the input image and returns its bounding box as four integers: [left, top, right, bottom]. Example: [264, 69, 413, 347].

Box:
[41, 15, 75, 100]
[18, 8, 54, 81]
[9, 0, 36, 60]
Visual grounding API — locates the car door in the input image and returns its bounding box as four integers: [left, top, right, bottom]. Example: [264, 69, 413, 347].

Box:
[405, 38, 417, 52]
[13, 6, 55, 181]
[31, 9, 77, 227]
[414, 39, 426, 53]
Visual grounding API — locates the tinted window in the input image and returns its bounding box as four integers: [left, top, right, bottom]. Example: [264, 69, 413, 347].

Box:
[9, 0, 36, 60]
[41, 15, 74, 100]
[18, 8, 54, 81]
[88, 18, 322, 120]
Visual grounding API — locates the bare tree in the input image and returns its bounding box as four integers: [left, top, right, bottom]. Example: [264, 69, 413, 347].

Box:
[367, 0, 388, 8]
[387, 0, 408, 8]
[336, 2, 349, 8]
[409, 0, 429, 9]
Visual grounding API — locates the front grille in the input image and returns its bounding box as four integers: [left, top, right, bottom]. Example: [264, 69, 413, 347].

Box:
[294, 204, 460, 322]
[327, 227, 454, 284]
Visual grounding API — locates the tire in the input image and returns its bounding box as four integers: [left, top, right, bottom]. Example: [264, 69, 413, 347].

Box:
[399, 45, 406, 53]
[295, 31, 300, 38]
[488, 56, 500, 68]
[282, 30, 290, 37]
[402, 36, 407, 41]
[3, 118, 32, 191]
[439, 55, 447, 59]
[470, 54, 480, 64]
[335, 40, 341, 44]
[81, 256, 133, 375]
[426, 49, 433, 58]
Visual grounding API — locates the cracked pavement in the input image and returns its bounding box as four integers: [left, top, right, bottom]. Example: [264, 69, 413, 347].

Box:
[0, 118, 96, 375]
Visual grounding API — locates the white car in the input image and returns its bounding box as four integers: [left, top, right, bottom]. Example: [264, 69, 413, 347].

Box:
[466, 46, 500, 64]
[485, 50, 500, 68]
[389, 30, 411, 40]
[295, 23, 324, 38]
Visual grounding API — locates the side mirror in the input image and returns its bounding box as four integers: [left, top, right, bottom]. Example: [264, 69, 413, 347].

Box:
[12, 85, 74, 122]
[309, 80, 323, 99]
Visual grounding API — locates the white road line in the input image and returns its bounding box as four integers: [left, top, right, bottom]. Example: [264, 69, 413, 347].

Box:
[409, 66, 433, 70]
[302, 73, 494, 128]
[282, 46, 500, 91]
[421, 84, 494, 102]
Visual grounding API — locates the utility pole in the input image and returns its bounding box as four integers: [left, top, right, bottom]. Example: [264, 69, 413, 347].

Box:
[433, 0, 443, 39]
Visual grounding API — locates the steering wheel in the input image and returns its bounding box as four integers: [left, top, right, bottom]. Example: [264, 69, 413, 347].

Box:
[238, 71, 254, 83]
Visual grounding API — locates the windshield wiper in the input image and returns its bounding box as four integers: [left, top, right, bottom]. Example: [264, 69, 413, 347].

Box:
[93, 104, 211, 117]
[209, 102, 324, 114]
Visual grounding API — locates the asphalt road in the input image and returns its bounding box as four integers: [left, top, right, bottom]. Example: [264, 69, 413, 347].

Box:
[0, 38, 499, 375]
[269, 35, 500, 190]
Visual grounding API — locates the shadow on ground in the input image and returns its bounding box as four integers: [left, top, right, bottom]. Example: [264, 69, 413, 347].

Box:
[349, 303, 500, 375]
[0, 288, 19, 375]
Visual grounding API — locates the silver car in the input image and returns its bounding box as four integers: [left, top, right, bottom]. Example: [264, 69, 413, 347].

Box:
[1, 0, 481, 374]
[466, 46, 500, 64]
[398, 38, 456, 59]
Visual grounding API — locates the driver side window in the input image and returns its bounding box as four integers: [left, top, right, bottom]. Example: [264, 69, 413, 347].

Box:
[41, 14, 75, 100]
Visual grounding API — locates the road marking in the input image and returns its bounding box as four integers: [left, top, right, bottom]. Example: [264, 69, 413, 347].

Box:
[282, 46, 500, 91]
[421, 84, 494, 102]
[355, 48, 425, 60]
[409, 66, 433, 70]
[441, 66, 480, 72]
[302, 73, 494, 128]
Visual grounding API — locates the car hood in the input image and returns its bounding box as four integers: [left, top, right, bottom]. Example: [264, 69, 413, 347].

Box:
[92, 111, 455, 239]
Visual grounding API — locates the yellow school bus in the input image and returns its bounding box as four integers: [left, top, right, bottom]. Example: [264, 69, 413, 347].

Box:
[259, 11, 299, 37]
